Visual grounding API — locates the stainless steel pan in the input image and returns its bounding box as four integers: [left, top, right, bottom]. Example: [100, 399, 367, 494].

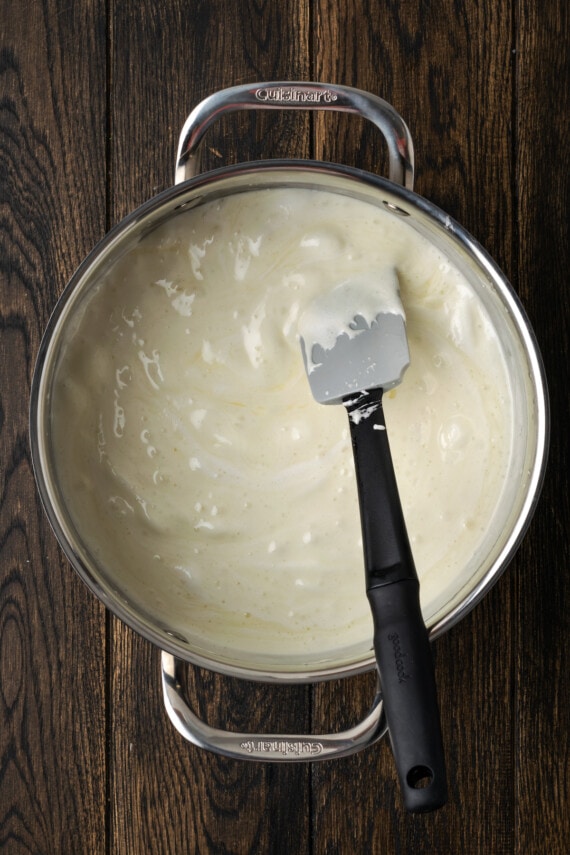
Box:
[30, 82, 549, 762]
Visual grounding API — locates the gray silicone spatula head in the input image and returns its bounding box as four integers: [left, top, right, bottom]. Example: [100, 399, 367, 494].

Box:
[298, 270, 410, 404]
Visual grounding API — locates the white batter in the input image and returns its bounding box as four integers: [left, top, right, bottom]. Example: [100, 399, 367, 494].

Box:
[50, 188, 514, 668]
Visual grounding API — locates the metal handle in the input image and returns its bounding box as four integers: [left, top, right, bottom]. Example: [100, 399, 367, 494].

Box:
[175, 81, 414, 189]
[162, 652, 387, 761]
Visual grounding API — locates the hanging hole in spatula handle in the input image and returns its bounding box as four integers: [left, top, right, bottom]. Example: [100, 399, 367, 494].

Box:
[175, 82, 414, 188]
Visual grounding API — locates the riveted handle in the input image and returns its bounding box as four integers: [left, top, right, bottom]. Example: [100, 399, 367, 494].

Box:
[175, 81, 414, 188]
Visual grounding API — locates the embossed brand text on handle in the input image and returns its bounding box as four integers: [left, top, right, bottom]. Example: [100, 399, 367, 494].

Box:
[388, 632, 411, 684]
[240, 739, 323, 757]
[255, 86, 338, 105]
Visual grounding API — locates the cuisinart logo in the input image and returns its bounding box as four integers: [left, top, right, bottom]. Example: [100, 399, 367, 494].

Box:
[255, 86, 338, 104]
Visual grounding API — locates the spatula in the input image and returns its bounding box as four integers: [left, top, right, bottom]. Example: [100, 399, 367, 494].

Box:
[299, 271, 448, 813]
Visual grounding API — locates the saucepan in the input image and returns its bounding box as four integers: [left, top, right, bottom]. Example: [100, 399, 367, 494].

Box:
[29, 83, 549, 768]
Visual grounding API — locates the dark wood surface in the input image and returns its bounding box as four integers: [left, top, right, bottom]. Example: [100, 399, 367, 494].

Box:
[1, 1, 568, 852]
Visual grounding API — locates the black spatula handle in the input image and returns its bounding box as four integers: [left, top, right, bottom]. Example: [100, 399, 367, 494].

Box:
[345, 388, 447, 813]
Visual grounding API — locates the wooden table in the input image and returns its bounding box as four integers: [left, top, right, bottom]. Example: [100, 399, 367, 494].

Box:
[1, 1, 568, 852]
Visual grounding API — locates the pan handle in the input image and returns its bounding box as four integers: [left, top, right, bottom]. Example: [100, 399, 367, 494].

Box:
[175, 81, 414, 189]
[161, 652, 387, 761]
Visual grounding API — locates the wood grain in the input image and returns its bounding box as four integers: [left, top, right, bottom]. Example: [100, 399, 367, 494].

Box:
[0, 1, 108, 853]
[0, 0, 568, 852]
[514, 1, 570, 852]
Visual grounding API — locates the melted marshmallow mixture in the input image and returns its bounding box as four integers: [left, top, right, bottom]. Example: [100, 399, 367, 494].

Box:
[51, 188, 514, 666]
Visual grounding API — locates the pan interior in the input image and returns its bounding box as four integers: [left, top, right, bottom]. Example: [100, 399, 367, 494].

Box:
[33, 167, 544, 679]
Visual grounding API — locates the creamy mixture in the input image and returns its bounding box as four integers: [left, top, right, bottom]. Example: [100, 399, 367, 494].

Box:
[50, 188, 514, 668]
